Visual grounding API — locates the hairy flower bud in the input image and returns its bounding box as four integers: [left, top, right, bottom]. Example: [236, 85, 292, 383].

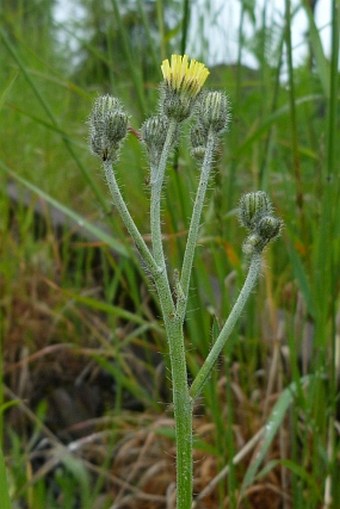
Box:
[198, 91, 230, 134]
[257, 215, 283, 242]
[190, 125, 208, 162]
[239, 191, 282, 255]
[141, 115, 170, 165]
[239, 191, 273, 230]
[89, 95, 128, 162]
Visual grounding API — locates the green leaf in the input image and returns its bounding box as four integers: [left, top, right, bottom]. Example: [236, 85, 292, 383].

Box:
[0, 447, 11, 509]
[0, 71, 18, 112]
[0, 400, 21, 415]
[302, 1, 330, 96]
[240, 375, 311, 497]
[286, 237, 316, 318]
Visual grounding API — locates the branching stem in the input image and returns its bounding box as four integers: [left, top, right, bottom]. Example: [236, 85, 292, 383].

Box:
[103, 160, 160, 277]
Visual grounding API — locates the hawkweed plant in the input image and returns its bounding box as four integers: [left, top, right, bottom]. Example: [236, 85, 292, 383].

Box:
[88, 54, 283, 509]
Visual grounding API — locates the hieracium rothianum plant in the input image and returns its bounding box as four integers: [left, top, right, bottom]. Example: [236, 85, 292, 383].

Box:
[88, 54, 283, 509]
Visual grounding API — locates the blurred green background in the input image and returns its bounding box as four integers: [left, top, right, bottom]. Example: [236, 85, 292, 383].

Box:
[0, 1, 339, 508]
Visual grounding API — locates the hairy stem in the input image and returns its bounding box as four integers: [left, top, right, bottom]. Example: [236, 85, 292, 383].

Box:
[190, 252, 262, 400]
[148, 118, 193, 508]
[158, 302, 192, 509]
[178, 129, 216, 320]
[150, 119, 177, 267]
[103, 160, 160, 277]
[104, 136, 192, 508]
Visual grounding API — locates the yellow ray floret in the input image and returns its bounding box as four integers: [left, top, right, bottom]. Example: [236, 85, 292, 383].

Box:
[161, 54, 209, 97]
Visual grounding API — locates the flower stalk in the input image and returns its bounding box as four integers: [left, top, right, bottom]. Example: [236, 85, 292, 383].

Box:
[102, 159, 160, 277]
[149, 118, 178, 267]
[190, 252, 262, 400]
[177, 127, 216, 321]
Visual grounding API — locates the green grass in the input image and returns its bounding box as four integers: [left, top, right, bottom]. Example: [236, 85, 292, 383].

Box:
[0, 0, 339, 507]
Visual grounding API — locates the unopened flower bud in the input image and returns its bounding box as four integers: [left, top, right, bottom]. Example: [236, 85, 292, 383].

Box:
[89, 95, 128, 162]
[199, 91, 230, 134]
[240, 192, 283, 255]
[239, 191, 273, 230]
[141, 115, 170, 164]
[190, 125, 208, 161]
[257, 215, 282, 242]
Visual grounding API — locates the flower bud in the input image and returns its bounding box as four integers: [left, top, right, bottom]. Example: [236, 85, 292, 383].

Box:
[239, 191, 273, 230]
[239, 191, 283, 255]
[257, 215, 283, 242]
[190, 125, 208, 162]
[198, 91, 230, 134]
[141, 115, 170, 165]
[89, 95, 128, 162]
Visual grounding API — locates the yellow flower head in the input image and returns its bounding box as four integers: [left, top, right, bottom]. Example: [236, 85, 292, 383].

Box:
[161, 54, 209, 97]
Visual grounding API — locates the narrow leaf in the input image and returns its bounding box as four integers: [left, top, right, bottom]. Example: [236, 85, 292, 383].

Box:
[0, 447, 11, 509]
[0, 162, 130, 258]
[240, 376, 311, 496]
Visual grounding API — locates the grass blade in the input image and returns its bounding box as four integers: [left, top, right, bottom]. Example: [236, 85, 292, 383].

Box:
[0, 28, 110, 215]
[0, 71, 18, 111]
[302, 0, 331, 96]
[0, 161, 130, 258]
[0, 446, 11, 509]
[240, 375, 311, 498]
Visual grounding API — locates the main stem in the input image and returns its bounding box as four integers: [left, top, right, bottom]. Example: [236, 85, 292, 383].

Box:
[156, 283, 193, 509]
[167, 318, 192, 509]
[149, 119, 193, 508]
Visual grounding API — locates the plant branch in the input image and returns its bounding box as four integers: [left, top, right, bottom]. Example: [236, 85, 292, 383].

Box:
[190, 252, 262, 400]
[150, 119, 178, 268]
[103, 160, 160, 278]
[178, 129, 216, 320]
